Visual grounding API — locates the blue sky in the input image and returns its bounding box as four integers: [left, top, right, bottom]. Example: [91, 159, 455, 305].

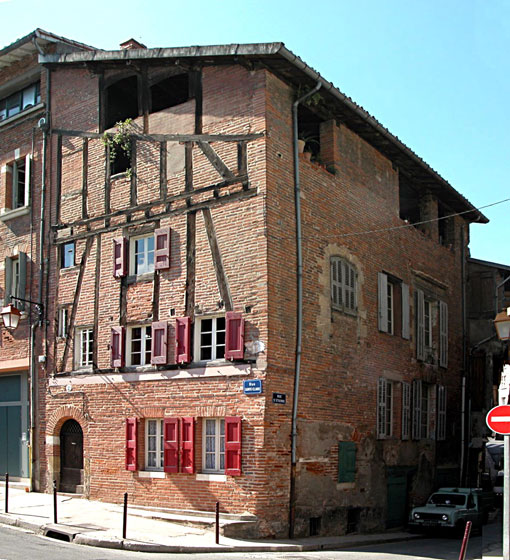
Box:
[2, 0, 509, 263]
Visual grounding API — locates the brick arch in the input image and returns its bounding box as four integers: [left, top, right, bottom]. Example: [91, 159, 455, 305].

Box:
[46, 405, 88, 436]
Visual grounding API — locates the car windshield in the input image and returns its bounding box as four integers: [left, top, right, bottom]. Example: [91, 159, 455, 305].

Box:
[428, 493, 466, 506]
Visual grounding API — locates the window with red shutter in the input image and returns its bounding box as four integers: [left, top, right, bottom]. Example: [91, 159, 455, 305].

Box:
[151, 321, 168, 364]
[180, 417, 195, 474]
[113, 237, 128, 277]
[225, 312, 244, 360]
[163, 418, 179, 473]
[111, 326, 125, 368]
[175, 317, 191, 363]
[225, 416, 241, 476]
[125, 417, 138, 471]
[154, 227, 171, 270]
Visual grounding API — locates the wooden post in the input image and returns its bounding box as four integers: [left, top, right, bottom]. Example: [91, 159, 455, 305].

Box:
[215, 501, 220, 544]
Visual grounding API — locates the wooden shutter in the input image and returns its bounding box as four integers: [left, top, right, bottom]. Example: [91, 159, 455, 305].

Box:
[437, 385, 447, 440]
[225, 416, 241, 476]
[154, 227, 171, 270]
[402, 382, 411, 440]
[180, 417, 195, 474]
[111, 326, 125, 368]
[412, 380, 422, 440]
[378, 272, 388, 332]
[151, 321, 168, 364]
[163, 417, 179, 473]
[125, 417, 138, 471]
[345, 262, 356, 311]
[17, 252, 27, 310]
[225, 312, 244, 360]
[415, 289, 425, 361]
[439, 301, 448, 368]
[113, 237, 128, 277]
[338, 441, 356, 483]
[4, 257, 12, 306]
[24, 154, 31, 206]
[175, 317, 191, 363]
[401, 283, 410, 340]
[377, 378, 387, 438]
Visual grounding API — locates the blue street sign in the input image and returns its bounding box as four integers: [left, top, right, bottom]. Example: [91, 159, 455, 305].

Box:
[243, 379, 262, 395]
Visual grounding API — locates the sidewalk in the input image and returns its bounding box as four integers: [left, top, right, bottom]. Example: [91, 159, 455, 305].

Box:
[0, 484, 421, 553]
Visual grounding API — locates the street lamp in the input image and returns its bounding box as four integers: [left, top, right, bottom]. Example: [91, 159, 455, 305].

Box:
[493, 308, 510, 560]
[1, 303, 21, 330]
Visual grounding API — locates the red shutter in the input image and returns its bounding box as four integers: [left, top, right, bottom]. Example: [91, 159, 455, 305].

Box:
[225, 312, 244, 360]
[151, 321, 168, 364]
[225, 416, 241, 476]
[163, 417, 179, 473]
[113, 237, 128, 277]
[175, 317, 191, 363]
[111, 326, 125, 368]
[154, 227, 171, 270]
[180, 417, 195, 474]
[125, 417, 138, 471]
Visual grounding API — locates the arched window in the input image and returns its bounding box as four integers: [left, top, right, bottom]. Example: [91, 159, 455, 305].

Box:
[330, 257, 357, 314]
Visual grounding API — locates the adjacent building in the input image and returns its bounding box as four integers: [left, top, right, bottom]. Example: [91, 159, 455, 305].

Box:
[1, 31, 488, 537]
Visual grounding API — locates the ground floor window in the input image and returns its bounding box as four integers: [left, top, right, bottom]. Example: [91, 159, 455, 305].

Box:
[203, 418, 225, 472]
[145, 419, 164, 471]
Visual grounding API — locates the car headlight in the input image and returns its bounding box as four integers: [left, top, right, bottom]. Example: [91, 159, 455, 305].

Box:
[441, 514, 449, 521]
[414, 513, 421, 520]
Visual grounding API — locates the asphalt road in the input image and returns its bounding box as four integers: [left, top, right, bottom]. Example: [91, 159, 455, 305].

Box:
[0, 523, 490, 560]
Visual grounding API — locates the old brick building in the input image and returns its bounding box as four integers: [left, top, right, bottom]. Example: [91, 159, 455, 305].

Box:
[1, 32, 487, 537]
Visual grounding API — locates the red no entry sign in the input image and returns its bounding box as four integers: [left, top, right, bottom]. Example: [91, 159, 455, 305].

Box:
[486, 405, 510, 435]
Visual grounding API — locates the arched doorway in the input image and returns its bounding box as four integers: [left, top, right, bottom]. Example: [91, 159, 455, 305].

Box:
[60, 419, 83, 493]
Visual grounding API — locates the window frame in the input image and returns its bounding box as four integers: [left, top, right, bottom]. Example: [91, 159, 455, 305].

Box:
[61, 242, 75, 269]
[145, 418, 164, 471]
[75, 327, 94, 369]
[126, 325, 152, 367]
[194, 315, 226, 362]
[202, 418, 225, 473]
[377, 378, 393, 439]
[424, 299, 432, 350]
[0, 82, 41, 123]
[402, 382, 411, 440]
[129, 233, 155, 276]
[58, 307, 69, 338]
[387, 282, 394, 335]
[330, 256, 357, 315]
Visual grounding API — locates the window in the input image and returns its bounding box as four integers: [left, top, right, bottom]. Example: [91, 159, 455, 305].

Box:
[130, 235, 154, 275]
[0, 82, 41, 122]
[378, 273, 410, 338]
[2, 155, 31, 215]
[437, 385, 447, 441]
[412, 380, 432, 440]
[338, 441, 356, 483]
[76, 328, 93, 368]
[387, 282, 394, 334]
[61, 242, 75, 269]
[416, 289, 448, 365]
[58, 307, 69, 338]
[196, 316, 225, 361]
[331, 257, 357, 314]
[203, 418, 225, 473]
[104, 76, 139, 130]
[127, 325, 152, 366]
[145, 419, 164, 471]
[424, 300, 432, 349]
[402, 382, 411, 440]
[3, 253, 27, 309]
[377, 378, 393, 438]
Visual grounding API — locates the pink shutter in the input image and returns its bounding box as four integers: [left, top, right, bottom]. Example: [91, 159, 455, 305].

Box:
[225, 312, 244, 360]
[125, 417, 138, 471]
[113, 237, 128, 277]
[111, 326, 125, 368]
[151, 321, 168, 364]
[175, 317, 191, 363]
[163, 418, 179, 473]
[154, 227, 171, 270]
[180, 417, 195, 474]
[225, 416, 241, 476]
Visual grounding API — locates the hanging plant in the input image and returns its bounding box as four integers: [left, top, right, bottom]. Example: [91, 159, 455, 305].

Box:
[102, 118, 133, 177]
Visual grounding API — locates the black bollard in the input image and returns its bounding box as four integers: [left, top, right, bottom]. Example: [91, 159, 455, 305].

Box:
[215, 501, 220, 544]
[5, 473, 8, 513]
[53, 480, 57, 524]
[122, 492, 128, 539]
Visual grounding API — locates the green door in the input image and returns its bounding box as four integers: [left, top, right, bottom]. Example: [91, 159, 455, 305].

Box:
[386, 467, 411, 528]
[0, 375, 27, 478]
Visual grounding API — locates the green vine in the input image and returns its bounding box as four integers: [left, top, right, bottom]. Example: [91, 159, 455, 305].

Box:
[102, 118, 133, 177]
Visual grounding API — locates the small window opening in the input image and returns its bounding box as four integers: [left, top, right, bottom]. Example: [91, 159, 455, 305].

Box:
[398, 175, 421, 225]
[150, 74, 189, 114]
[309, 516, 321, 536]
[298, 105, 322, 161]
[346, 507, 361, 534]
[438, 203, 454, 247]
[110, 140, 132, 176]
[105, 76, 139, 130]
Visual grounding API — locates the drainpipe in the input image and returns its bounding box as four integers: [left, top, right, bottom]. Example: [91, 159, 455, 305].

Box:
[460, 224, 467, 486]
[289, 81, 321, 539]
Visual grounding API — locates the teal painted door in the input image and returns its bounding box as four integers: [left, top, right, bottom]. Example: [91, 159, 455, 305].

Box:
[386, 468, 409, 528]
[0, 375, 26, 477]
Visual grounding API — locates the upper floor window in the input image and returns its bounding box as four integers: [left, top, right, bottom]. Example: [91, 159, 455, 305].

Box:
[127, 325, 152, 366]
[1, 155, 31, 217]
[3, 253, 27, 309]
[0, 82, 41, 122]
[331, 257, 357, 314]
[378, 272, 410, 339]
[76, 327, 93, 369]
[377, 377, 393, 438]
[130, 234, 155, 276]
[61, 242, 75, 269]
[195, 316, 226, 361]
[415, 289, 448, 367]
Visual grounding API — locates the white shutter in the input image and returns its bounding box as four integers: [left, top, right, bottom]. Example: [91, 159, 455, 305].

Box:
[402, 382, 411, 440]
[377, 378, 387, 439]
[402, 283, 410, 340]
[439, 301, 448, 368]
[415, 289, 425, 361]
[25, 154, 31, 207]
[378, 272, 388, 332]
[437, 385, 447, 440]
[412, 380, 422, 440]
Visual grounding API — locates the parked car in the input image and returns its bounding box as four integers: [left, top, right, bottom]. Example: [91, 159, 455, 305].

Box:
[409, 487, 494, 533]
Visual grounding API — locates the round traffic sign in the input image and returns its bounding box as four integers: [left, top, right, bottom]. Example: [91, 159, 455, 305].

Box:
[486, 405, 510, 435]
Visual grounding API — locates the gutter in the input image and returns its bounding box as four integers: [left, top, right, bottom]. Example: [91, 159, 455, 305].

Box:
[288, 81, 321, 539]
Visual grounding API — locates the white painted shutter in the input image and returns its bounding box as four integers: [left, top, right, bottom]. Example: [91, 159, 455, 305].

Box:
[25, 154, 31, 206]
[378, 272, 388, 332]
[412, 380, 422, 440]
[402, 283, 410, 340]
[439, 301, 448, 368]
[437, 385, 447, 440]
[415, 289, 425, 361]
[402, 382, 411, 440]
[377, 377, 387, 439]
